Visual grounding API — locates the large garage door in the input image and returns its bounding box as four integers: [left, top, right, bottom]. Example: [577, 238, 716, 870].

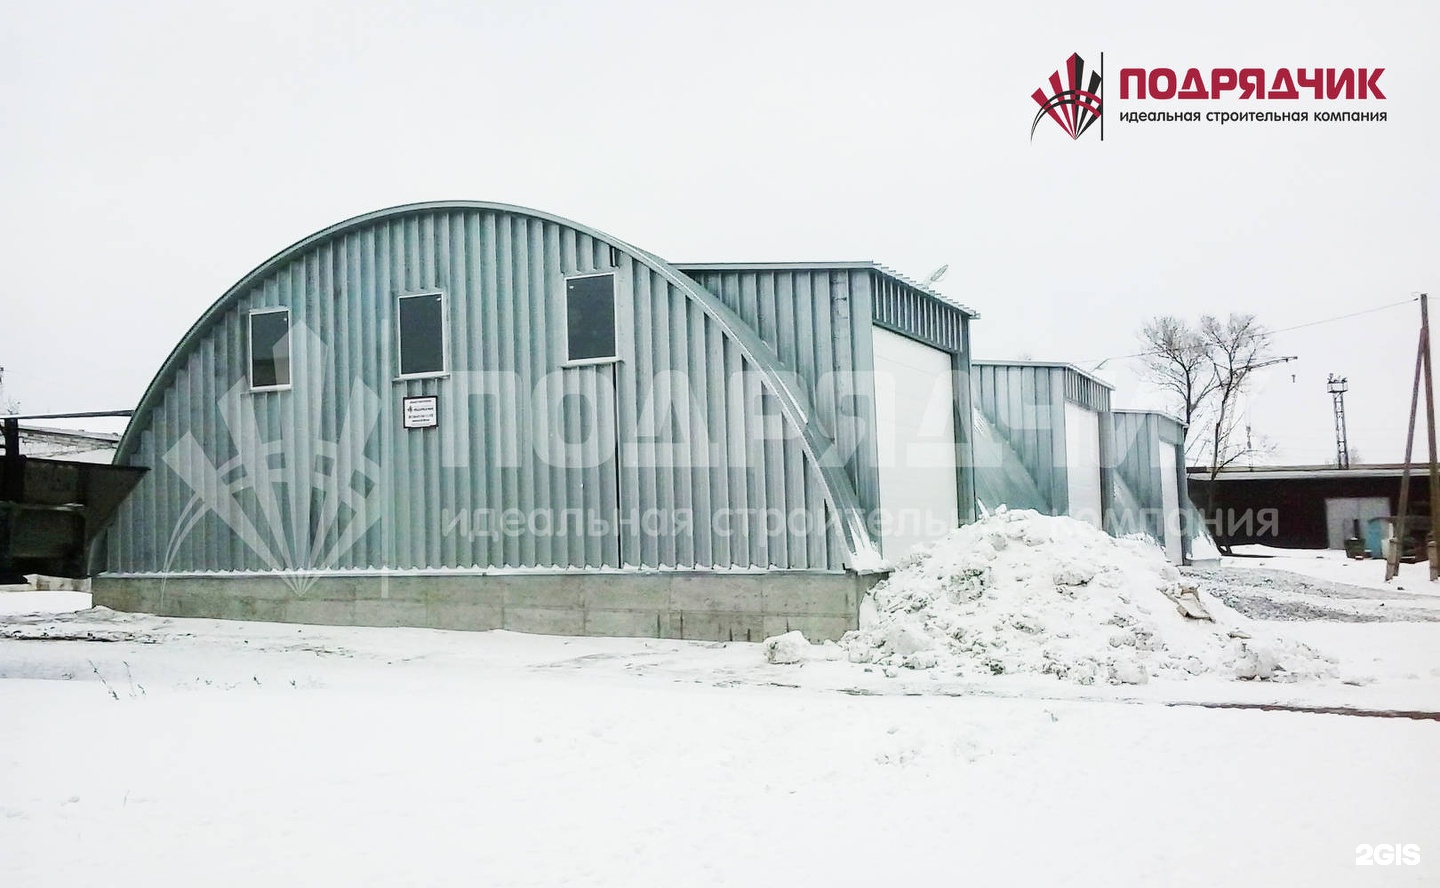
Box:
[1158, 443, 1182, 563]
[1063, 402, 1103, 528]
[872, 327, 959, 560]
[1324, 497, 1390, 549]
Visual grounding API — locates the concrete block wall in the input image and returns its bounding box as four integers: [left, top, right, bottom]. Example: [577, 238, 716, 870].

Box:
[91, 570, 883, 642]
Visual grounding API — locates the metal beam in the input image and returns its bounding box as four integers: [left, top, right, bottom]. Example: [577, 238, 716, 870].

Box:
[3, 410, 133, 421]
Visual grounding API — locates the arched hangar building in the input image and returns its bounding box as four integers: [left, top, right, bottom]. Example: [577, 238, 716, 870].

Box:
[94, 201, 980, 641]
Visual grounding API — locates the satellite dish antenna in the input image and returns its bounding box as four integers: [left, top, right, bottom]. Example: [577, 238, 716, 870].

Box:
[923, 264, 949, 286]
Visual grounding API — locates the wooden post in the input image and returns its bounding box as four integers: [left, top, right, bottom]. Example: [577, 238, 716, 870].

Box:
[1419, 294, 1439, 581]
[1388, 332, 1424, 581]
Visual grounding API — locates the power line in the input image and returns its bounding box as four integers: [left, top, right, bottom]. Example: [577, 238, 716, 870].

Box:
[1076, 295, 1419, 368]
[1267, 296, 1418, 337]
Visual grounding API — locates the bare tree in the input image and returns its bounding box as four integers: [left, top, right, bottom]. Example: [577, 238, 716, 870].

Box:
[1197, 313, 1275, 477]
[1137, 313, 1280, 552]
[1138, 316, 1215, 436]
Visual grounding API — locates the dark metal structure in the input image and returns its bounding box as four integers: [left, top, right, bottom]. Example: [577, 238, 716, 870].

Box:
[1327, 374, 1350, 469]
[0, 412, 147, 580]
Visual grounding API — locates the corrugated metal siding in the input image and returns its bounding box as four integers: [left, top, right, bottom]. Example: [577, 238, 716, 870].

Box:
[1155, 414, 1186, 447]
[971, 364, 1067, 514]
[680, 267, 877, 518]
[971, 363, 1114, 523]
[870, 274, 967, 353]
[1110, 410, 1189, 545]
[1063, 368, 1112, 413]
[106, 207, 850, 575]
[1110, 411, 1162, 538]
[678, 266, 975, 527]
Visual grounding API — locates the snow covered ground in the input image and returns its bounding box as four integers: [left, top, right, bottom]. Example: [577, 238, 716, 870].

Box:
[1225, 543, 1437, 592]
[2, 536, 1439, 886]
[0, 590, 91, 615]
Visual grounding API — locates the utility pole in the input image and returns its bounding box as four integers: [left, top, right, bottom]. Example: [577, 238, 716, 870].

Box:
[1327, 374, 1349, 468]
[1388, 294, 1439, 582]
[1426, 294, 1440, 581]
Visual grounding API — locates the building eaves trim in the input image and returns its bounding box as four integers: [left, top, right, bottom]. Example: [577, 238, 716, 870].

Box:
[970, 359, 1116, 390]
[676, 260, 979, 318]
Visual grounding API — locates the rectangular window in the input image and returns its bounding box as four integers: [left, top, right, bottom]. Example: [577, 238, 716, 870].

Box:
[248, 308, 291, 390]
[565, 274, 617, 361]
[397, 292, 446, 377]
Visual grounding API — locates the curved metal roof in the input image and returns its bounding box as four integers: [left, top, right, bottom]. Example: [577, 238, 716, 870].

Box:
[116, 200, 876, 562]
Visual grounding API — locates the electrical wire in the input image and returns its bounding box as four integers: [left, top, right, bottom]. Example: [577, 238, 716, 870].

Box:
[1265, 296, 1419, 337]
[1075, 295, 1420, 367]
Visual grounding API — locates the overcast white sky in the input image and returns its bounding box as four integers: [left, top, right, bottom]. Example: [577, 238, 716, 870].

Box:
[2, 0, 1435, 465]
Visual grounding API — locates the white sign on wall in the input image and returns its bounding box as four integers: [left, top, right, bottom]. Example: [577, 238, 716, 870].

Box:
[402, 395, 438, 429]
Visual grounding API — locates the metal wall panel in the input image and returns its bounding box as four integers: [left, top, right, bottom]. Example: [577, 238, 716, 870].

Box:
[104, 204, 863, 576]
[1110, 410, 1161, 539]
[1064, 369, 1112, 413]
[1110, 409, 1188, 552]
[679, 263, 975, 527]
[681, 266, 876, 518]
[972, 363, 1065, 514]
[971, 362, 1114, 523]
[870, 272, 968, 354]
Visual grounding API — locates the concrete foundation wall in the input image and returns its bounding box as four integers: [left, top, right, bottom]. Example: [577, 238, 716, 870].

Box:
[92, 571, 883, 642]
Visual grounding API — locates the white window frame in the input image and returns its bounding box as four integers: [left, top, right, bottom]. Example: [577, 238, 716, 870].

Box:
[247, 307, 293, 392]
[561, 273, 620, 367]
[395, 290, 449, 381]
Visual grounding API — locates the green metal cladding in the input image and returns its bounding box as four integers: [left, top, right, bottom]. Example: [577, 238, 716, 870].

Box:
[102, 202, 903, 576]
[676, 262, 977, 525]
[970, 360, 1114, 519]
[1110, 409, 1189, 542]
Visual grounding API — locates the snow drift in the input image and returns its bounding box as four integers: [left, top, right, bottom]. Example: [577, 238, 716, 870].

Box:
[843, 508, 1335, 684]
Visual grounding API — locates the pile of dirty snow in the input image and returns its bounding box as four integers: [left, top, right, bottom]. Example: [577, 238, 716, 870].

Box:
[843, 508, 1335, 684]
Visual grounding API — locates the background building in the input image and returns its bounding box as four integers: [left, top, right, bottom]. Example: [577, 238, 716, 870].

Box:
[1, 417, 141, 582]
[15, 425, 120, 464]
[1189, 464, 1427, 552]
